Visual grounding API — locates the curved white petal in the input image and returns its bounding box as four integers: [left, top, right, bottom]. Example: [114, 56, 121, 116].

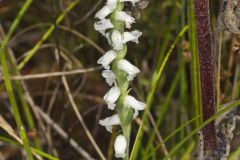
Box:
[117, 59, 140, 81]
[111, 30, 124, 50]
[94, 19, 113, 34]
[124, 95, 146, 117]
[102, 70, 116, 86]
[106, 0, 118, 10]
[120, 0, 140, 6]
[123, 30, 142, 43]
[97, 50, 117, 69]
[95, 5, 113, 19]
[114, 135, 127, 158]
[103, 85, 120, 110]
[99, 114, 120, 132]
[116, 11, 135, 29]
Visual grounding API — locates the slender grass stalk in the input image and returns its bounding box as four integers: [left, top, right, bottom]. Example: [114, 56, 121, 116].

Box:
[144, 70, 180, 157]
[194, 0, 216, 152]
[179, 1, 189, 152]
[187, 0, 201, 128]
[0, 0, 32, 56]
[17, 0, 80, 70]
[228, 147, 240, 160]
[146, 115, 200, 159]
[180, 142, 195, 160]
[0, 136, 59, 160]
[10, 62, 42, 149]
[0, 22, 41, 149]
[163, 100, 240, 159]
[0, 1, 34, 159]
[130, 26, 189, 160]
[155, 1, 178, 68]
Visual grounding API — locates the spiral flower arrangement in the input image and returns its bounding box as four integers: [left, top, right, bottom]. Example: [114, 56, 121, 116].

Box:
[94, 0, 146, 159]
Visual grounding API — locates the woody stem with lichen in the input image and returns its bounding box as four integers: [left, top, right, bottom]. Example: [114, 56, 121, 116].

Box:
[111, 1, 133, 159]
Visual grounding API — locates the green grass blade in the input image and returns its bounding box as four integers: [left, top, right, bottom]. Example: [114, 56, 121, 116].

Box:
[187, 0, 201, 127]
[7, 51, 41, 149]
[163, 100, 240, 159]
[228, 147, 240, 160]
[180, 142, 195, 160]
[146, 115, 200, 159]
[0, 0, 32, 55]
[0, 0, 34, 159]
[130, 25, 189, 160]
[0, 136, 59, 160]
[143, 70, 180, 157]
[155, 2, 178, 67]
[17, 0, 80, 70]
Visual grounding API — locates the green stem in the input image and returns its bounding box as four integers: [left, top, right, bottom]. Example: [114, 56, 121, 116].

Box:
[0, 0, 34, 159]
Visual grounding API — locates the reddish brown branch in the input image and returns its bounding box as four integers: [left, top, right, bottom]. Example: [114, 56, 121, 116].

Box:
[194, 0, 216, 152]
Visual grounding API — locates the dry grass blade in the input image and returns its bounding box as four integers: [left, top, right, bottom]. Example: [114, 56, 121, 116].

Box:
[0, 115, 43, 160]
[61, 76, 106, 160]
[0, 115, 22, 143]
[34, 107, 94, 160]
[0, 67, 102, 81]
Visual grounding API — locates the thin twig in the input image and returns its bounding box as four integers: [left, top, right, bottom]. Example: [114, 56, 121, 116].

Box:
[35, 107, 94, 160]
[74, 0, 102, 25]
[0, 67, 102, 81]
[61, 76, 106, 160]
[147, 112, 169, 156]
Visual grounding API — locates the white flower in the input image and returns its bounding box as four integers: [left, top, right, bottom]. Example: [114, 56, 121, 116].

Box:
[104, 32, 111, 45]
[99, 114, 120, 132]
[124, 95, 146, 117]
[102, 70, 116, 86]
[111, 30, 124, 50]
[106, 0, 118, 10]
[103, 85, 120, 110]
[120, 0, 140, 6]
[97, 50, 117, 69]
[123, 30, 142, 43]
[95, 5, 113, 19]
[114, 135, 127, 158]
[94, 19, 113, 34]
[117, 59, 140, 81]
[116, 11, 135, 29]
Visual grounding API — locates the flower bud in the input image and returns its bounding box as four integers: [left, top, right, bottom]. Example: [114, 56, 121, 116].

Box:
[114, 135, 127, 158]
